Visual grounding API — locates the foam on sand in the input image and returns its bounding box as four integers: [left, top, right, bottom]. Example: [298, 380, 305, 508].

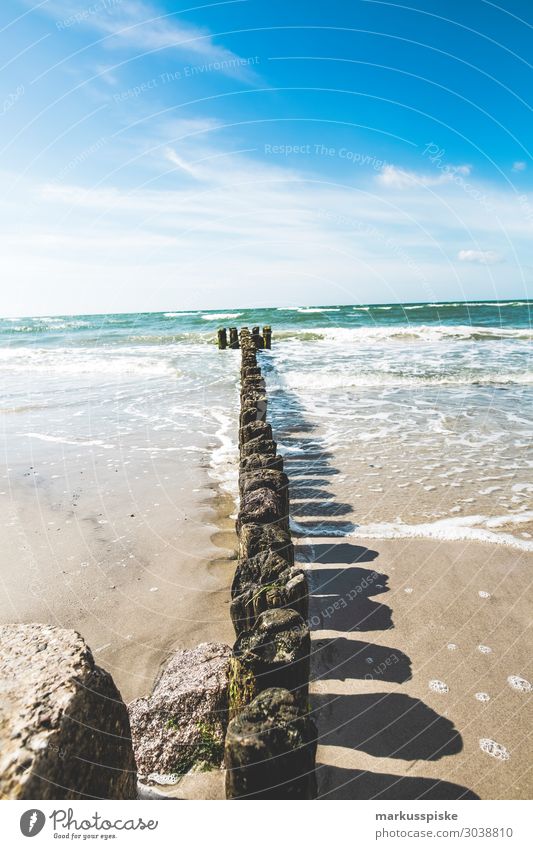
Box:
[479, 739, 510, 761]
[429, 679, 449, 694]
[507, 675, 531, 693]
[350, 512, 533, 551]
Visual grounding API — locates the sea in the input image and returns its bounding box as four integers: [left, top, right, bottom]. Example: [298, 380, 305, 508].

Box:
[1, 301, 531, 550]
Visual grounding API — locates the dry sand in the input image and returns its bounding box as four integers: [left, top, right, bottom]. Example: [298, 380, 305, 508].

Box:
[301, 534, 532, 800]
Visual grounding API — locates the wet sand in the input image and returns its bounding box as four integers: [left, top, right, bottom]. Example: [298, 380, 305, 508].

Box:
[301, 535, 532, 800]
[0, 440, 237, 703]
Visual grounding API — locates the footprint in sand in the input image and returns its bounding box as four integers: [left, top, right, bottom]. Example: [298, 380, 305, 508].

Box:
[475, 692, 490, 702]
[479, 739, 510, 761]
[478, 645, 492, 654]
[429, 679, 449, 694]
[507, 675, 532, 693]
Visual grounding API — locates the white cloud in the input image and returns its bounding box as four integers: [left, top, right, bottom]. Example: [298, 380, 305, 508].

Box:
[457, 250, 504, 265]
[377, 163, 472, 189]
[37, 0, 256, 78]
[2, 129, 531, 313]
[512, 161, 527, 172]
[163, 147, 200, 179]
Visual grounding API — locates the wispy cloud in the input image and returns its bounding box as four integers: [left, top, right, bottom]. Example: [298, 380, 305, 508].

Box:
[2, 121, 530, 313]
[512, 161, 527, 172]
[163, 147, 200, 178]
[38, 0, 256, 79]
[377, 163, 472, 189]
[457, 249, 504, 265]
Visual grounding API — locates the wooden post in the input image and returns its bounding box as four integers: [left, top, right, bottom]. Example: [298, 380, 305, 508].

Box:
[252, 326, 263, 350]
[225, 687, 317, 799]
[217, 328, 227, 350]
[229, 327, 240, 349]
[263, 326, 271, 349]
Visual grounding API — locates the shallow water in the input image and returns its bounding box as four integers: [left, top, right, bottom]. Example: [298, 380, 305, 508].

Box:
[1, 301, 531, 548]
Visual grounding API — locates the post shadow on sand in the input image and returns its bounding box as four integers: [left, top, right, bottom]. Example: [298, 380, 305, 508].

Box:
[312, 692, 462, 761]
[260, 353, 477, 800]
[311, 638, 412, 684]
[262, 356, 356, 536]
[263, 350, 396, 634]
[316, 765, 480, 800]
[305, 566, 393, 631]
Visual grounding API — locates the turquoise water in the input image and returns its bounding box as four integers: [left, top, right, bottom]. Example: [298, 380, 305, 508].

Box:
[0, 300, 531, 348]
[1, 301, 531, 548]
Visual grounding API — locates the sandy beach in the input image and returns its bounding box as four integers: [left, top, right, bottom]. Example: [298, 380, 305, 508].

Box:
[0, 362, 240, 703]
[302, 535, 532, 800]
[0, 307, 531, 800]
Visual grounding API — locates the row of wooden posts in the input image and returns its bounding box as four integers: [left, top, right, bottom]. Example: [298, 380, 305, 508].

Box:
[217, 325, 272, 350]
[223, 326, 317, 799]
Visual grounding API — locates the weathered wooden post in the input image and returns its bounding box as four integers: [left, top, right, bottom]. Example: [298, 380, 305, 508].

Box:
[232, 608, 310, 706]
[229, 327, 240, 349]
[225, 687, 317, 799]
[252, 326, 263, 350]
[217, 328, 227, 349]
[224, 320, 314, 800]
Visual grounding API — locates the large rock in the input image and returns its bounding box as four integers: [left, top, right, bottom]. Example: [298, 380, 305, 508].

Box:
[225, 688, 317, 799]
[128, 643, 231, 782]
[0, 624, 136, 800]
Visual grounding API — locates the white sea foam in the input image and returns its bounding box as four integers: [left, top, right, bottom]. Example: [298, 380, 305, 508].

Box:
[0, 347, 175, 376]
[349, 513, 533, 551]
[320, 324, 533, 342]
[279, 368, 533, 390]
[507, 675, 532, 692]
[475, 692, 490, 702]
[479, 739, 510, 761]
[23, 433, 115, 448]
[209, 408, 239, 499]
[429, 680, 449, 694]
[297, 308, 341, 313]
[201, 312, 242, 321]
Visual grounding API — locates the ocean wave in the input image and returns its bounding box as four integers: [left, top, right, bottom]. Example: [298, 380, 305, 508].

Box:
[2, 319, 92, 333]
[274, 324, 533, 343]
[350, 513, 533, 552]
[297, 308, 341, 313]
[276, 369, 533, 390]
[201, 312, 242, 321]
[0, 347, 176, 376]
[375, 302, 530, 310]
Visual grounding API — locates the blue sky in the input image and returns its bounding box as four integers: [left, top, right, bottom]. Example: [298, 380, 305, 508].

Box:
[0, 0, 531, 314]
